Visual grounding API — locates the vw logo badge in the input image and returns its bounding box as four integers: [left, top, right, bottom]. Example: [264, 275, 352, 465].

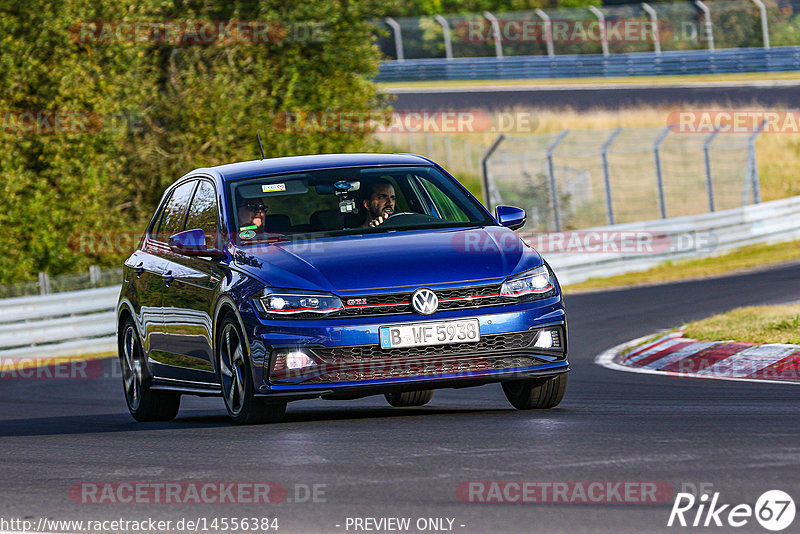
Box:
[412, 288, 438, 315]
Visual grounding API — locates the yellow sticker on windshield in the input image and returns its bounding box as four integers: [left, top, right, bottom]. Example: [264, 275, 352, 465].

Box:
[262, 183, 286, 192]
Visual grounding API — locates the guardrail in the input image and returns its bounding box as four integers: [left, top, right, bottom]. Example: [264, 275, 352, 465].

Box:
[376, 46, 800, 81]
[1, 195, 798, 360]
[0, 286, 118, 360]
[531, 195, 800, 285]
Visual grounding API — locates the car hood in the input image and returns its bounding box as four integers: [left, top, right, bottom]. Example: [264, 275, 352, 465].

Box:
[232, 226, 543, 292]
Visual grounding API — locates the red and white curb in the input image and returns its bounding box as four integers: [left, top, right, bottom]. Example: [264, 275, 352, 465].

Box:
[595, 332, 800, 385]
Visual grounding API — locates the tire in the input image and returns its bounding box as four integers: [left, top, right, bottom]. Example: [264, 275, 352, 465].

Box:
[217, 312, 286, 424]
[118, 317, 180, 422]
[385, 389, 434, 407]
[502, 374, 568, 410]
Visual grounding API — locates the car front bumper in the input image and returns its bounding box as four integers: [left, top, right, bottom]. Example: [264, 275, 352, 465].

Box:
[249, 297, 568, 398]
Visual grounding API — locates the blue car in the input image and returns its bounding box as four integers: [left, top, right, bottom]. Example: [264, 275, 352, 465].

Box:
[116, 153, 569, 424]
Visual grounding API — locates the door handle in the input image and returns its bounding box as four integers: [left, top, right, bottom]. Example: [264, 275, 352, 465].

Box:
[135, 263, 144, 278]
[163, 270, 174, 286]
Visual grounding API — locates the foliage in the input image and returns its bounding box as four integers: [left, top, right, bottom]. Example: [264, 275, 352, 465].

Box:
[0, 0, 388, 282]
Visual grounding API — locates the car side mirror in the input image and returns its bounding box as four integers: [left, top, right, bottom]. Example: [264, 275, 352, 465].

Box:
[496, 205, 526, 231]
[169, 229, 224, 259]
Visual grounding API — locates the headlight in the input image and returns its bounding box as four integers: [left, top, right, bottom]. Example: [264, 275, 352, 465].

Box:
[500, 265, 555, 299]
[252, 288, 343, 317]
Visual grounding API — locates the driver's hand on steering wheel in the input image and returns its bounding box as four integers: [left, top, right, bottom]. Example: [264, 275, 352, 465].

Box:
[369, 215, 388, 227]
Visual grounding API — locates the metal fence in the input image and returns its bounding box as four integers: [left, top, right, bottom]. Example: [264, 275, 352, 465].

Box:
[376, 131, 489, 181]
[378, 126, 764, 232]
[377, 0, 800, 61]
[484, 127, 764, 231]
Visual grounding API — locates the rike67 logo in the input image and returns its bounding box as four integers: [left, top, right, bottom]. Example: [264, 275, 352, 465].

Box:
[668, 490, 795, 531]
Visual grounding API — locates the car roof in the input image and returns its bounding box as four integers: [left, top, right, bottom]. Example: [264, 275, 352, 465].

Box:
[192, 153, 435, 182]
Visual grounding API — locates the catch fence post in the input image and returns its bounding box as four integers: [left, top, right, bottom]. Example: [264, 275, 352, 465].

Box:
[653, 127, 671, 219]
[384, 18, 405, 61]
[694, 1, 715, 52]
[433, 15, 454, 60]
[703, 127, 720, 212]
[601, 127, 623, 225]
[588, 6, 609, 57]
[481, 134, 506, 211]
[547, 130, 570, 231]
[38, 272, 51, 295]
[641, 3, 662, 55]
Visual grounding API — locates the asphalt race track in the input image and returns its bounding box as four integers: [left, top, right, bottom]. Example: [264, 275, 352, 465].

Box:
[2, 262, 800, 533]
[389, 81, 800, 111]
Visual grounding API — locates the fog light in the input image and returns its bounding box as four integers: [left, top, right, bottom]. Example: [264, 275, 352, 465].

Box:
[534, 331, 553, 349]
[272, 350, 317, 375]
[285, 351, 315, 370]
[532, 328, 562, 350]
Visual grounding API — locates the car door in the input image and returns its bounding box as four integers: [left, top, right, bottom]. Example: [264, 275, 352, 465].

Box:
[145, 179, 199, 377]
[159, 178, 225, 381]
[124, 247, 167, 360]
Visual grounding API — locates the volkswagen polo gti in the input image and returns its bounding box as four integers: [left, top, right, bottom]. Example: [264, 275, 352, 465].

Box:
[116, 153, 569, 424]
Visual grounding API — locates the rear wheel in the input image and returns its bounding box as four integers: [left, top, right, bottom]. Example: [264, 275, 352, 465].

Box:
[218, 313, 286, 424]
[385, 390, 434, 407]
[502, 374, 568, 410]
[119, 317, 180, 422]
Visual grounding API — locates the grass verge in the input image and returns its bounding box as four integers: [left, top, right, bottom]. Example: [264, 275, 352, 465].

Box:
[683, 304, 800, 344]
[563, 239, 800, 293]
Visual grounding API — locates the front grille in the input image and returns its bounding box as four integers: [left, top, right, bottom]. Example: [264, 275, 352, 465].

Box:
[337, 283, 508, 318]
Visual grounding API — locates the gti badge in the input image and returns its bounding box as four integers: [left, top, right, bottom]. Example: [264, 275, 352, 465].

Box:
[412, 288, 438, 315]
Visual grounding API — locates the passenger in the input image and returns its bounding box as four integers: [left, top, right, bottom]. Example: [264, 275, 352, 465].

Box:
[361, 179, 396, 227]
[238, 199, 267, 232]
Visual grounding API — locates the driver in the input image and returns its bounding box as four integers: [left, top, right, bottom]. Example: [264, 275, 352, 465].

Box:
[361, 179, 396, 227]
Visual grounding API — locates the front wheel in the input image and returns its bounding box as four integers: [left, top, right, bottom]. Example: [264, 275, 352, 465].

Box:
[119, 317, 180, 422]
[218, 313, 286, 424]
[502, 374, 568, 410]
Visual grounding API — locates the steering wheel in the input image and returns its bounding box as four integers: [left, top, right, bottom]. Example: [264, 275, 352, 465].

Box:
[385, 211, 416, 219]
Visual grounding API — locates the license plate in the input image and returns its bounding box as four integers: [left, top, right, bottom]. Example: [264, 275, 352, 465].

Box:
[379, 319, 480, 349]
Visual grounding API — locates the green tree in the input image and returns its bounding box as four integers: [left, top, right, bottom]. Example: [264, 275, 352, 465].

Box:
[0, 0, 388, 283]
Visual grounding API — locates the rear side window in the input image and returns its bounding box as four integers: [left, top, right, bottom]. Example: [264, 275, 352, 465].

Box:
[185, 181, 219, 239]
[155, 180, 198, 241]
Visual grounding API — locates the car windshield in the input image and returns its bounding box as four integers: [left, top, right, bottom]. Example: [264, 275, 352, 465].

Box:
[227, 165, 495, 244]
